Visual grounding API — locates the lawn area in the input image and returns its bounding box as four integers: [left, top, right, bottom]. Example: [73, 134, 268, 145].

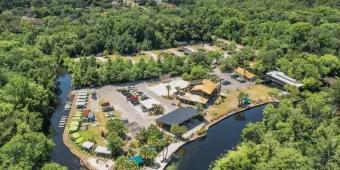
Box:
[78, 111, 108, 146]
[207, 85, 274, 121]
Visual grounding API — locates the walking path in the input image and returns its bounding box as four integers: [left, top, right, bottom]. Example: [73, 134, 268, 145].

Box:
[148, 141, 186, 170]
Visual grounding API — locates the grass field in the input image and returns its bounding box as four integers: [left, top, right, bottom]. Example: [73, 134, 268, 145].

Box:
[207, 85, 274, 121]
[79, 111, 108, 146]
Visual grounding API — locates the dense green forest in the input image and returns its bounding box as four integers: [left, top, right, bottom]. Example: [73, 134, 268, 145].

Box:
[0, 0, 339, 169]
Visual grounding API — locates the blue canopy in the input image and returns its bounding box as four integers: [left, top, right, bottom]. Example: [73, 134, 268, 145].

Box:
[129, 155, 144, 165]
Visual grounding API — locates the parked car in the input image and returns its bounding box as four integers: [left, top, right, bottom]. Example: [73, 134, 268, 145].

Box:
[236, 77, 246, 83]
[140, 95, 149, 101]
[91, 92, 97, 100]
[222, 80, 231, 85]
[102, 106, 114, 112]
[230, 72, 239, 78]
[117, 88, 128, 92]
[121, 118, 129, 124]
[141, 106, 148, 112]
[127, 95, 138, 102]
[106, 112, 114, 117]
[131, 100, 139, 106]
[128, 86, 136, 90]
[178, 47, 185, 52]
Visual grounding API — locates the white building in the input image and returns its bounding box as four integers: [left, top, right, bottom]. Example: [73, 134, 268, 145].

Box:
[266, 71, 303, 88]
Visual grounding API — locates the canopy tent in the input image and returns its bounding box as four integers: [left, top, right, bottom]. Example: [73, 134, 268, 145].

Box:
[68, 121, 80, 132]
[75, 137, 84, 144]
[242, 97, 252, 105]
[68, 126, 79, 133]
[71, 132, 80, 140]
[129, 155, 144, 166]
[72, 116, 81, 121]
[81, 141, 94, 150]
[70, 121, 80, 126]
[94, 146, 111, 155]
[74, 111, 82, 117]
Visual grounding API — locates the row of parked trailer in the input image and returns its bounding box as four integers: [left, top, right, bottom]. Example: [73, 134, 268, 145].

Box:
[76, 90, 89, 108]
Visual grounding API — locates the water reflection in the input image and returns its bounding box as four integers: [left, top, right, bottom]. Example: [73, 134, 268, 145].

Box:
[50, 74, 81, 169]
[166, 105, 266, 170]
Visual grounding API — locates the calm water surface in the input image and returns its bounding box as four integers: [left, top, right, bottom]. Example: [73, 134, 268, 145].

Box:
[50, 74, 81, 169]
[168, 105, 266, 170]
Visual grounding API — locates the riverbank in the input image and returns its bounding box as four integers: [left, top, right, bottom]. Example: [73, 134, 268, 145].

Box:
[50, 74, 82, 169]
[155, 102, 274, 170]
[62, 90, 114, 170]
[165, 104, 269, 170]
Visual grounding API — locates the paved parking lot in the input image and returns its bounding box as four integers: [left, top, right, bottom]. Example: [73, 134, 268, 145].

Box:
[94, 85, 159, 128]
[213, 68, 254, 91]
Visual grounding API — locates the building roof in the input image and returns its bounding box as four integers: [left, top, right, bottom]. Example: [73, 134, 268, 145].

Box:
[140, 98, 161, 110]
[94, 146, 111, 155]
[179, 93, 208, 104]
[78, 90, 88, 93]
[76, 99, 87, 103]
[156, 107, 199, 126]
[76, 101, 87, 106]
[234, 67, 256, 79]
[191, 79, 218, 95]
[77, 92, 88, 96]
[82, 141, 94, 149]
[266, 71, 304, 88]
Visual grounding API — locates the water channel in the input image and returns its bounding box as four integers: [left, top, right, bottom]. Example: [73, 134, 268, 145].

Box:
[167, 105, 266, 170]
[50, 74, 81, 169]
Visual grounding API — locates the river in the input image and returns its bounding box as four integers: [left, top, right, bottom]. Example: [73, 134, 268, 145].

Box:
[167, 105, 266, 170]
[50, 74, 81, 169]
